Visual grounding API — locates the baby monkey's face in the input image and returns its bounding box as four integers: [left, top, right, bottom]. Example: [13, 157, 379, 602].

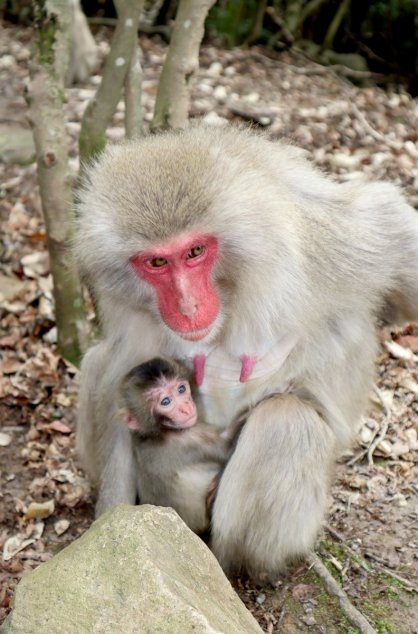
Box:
[147, 377, 197, 429]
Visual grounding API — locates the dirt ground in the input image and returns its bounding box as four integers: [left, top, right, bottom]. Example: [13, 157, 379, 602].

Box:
[0, 21, 417, 633]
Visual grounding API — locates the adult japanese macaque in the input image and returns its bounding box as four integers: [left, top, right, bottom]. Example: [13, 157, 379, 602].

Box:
[76, 124, 418, 577]
[119, 356, 230, 535]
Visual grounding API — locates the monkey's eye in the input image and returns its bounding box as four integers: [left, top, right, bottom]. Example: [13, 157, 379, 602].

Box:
[187, 245, 204, 259]
[160, 396, 171, 407]
[148, 257, 168, 268]
[178, 384, 186, 394]
[149, 257, 168, 268]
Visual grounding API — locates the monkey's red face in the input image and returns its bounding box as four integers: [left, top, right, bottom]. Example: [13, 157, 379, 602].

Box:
[130, 234, 219, 341]
[147, 378, 197, 429]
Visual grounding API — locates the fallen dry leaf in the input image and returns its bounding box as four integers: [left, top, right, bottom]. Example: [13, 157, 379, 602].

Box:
[3, 536, 36, 562]
[385, 340, 418, 362]
[0, 333, 20, 347]
[45, 420, 72, 434]
[24, 500, 55, 521]
[3, 523, 44, 562]
[394, 335, 418, 352]
[399, 376, 418, 395]
[55, 393, 72, 408]
[0, 360, 23, 375]
[292, 584, 316, 602]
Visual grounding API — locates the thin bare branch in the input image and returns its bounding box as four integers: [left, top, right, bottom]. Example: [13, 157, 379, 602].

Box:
[79, 0, 144, 162]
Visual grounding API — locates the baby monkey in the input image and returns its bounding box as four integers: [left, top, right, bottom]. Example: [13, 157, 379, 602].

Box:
[120, 357, 231, 534]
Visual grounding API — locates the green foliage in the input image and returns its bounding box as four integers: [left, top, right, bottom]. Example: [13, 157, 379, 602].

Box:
[358, 0, 418, 73]
[207, 0, 260, 47]
[206, 0, 418, 90]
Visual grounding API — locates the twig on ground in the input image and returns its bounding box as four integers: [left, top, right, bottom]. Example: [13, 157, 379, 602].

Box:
[308, 552, 377, 634]
[325, 525, 418, 592]
[325, 525, 371, 572]
[363, 551, 418, 592]
[347, 385, 392, 466]
[276, 607, 286, 630]
[366, 386, 391, 465]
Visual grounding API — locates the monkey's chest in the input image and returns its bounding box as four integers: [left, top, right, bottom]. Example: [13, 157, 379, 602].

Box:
[197, 337, 297, 427]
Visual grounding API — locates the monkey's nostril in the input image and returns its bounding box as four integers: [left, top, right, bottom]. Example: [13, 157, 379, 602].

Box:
[179, 299, 198, 317]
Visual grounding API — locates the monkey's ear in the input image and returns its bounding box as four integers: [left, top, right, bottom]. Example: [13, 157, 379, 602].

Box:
[118, 408, 140, 430]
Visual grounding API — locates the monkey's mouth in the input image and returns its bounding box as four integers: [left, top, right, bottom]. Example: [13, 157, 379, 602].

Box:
[164, 415, 197, 429]
[177, 327, 211, 341]
[180, 415, 198, 428]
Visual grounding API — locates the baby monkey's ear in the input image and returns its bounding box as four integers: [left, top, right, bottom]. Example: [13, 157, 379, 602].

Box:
[118, 407, 140, 430]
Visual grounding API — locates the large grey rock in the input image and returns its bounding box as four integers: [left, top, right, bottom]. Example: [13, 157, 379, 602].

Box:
[2, 505, 262, 634]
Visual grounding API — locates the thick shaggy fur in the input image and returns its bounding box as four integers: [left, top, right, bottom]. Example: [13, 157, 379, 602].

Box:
[76, 124, 418, 575]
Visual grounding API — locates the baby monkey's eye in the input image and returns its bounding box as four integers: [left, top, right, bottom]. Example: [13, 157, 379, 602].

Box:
[187, 245, 204, 259]
[160, 396, 171, 407]
[178, 384, 186, 394]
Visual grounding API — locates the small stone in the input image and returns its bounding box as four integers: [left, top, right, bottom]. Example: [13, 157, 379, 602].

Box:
[360, 426, 374, 444]
[202, 112, 228, 126]
[43, 327, 57, 344]
[245, 92, 259, 104]
[371, 152, 388, 167]
[392, 493, 408, 507]
[106, 127, 125, 142]
[330, 153, 361, 169]
[54, 520, 70, 536]
[0, 54, 15, 70]
[0, 432, 12, 446]
[77, 89, 95, 100]
[302, 615, 316, 626]
[404, 141, 418, 158]
[405, 428, 418, 450]
[206, 61, 223, 77]
[213, 85, 227, 102]
[255, 593, 266, 605]
[198, 81, 212, 95]
[376, 439, 392, 455]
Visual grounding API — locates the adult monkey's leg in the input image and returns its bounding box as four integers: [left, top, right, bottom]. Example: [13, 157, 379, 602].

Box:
[210, 395, 336, 577]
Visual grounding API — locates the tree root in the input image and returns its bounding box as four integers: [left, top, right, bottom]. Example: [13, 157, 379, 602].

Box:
[308, 552, 377, 634]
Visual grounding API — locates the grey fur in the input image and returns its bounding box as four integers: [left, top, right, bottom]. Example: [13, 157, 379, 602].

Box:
[76, 124, 418, 575]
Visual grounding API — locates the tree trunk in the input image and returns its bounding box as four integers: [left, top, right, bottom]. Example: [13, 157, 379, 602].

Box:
[151, 0, 216, 131]
[125, 45, 143, 138]
[29, 1, 86, 364]
[79, 0, 144, 163]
